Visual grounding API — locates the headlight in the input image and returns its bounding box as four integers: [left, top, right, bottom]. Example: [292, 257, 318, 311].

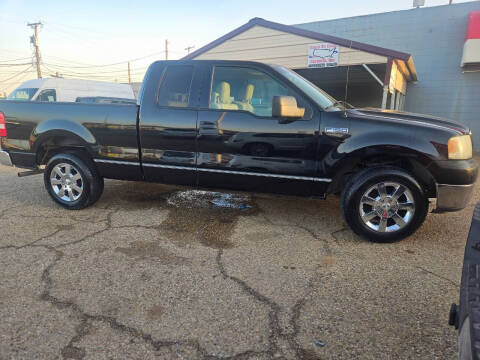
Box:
[448, 134, 472, 160]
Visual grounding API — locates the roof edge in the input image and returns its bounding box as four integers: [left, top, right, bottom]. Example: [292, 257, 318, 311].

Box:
[183, 17, 412, 62]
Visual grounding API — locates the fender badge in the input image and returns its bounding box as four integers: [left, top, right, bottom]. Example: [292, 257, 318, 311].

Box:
[325, 127, 349, 135]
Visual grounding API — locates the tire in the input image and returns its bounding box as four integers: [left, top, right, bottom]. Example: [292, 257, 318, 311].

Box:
[340, 167, 428, 243]
[44, 153, 104, 210]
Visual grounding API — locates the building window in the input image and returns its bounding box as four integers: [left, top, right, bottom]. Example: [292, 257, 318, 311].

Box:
[157, 65, 194, 108]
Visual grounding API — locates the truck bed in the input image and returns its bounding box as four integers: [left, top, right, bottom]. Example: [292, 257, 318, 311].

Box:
[0, 100, 139, 169]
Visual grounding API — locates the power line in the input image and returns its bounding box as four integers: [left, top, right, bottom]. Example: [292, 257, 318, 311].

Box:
[41, 62, 148, 74]
[0, 62, 33, 67]
[40, 63, 144, 81]
[40, 51, 165, 69]
[0, 66, 34, 83]
[0, 57, 33, 63]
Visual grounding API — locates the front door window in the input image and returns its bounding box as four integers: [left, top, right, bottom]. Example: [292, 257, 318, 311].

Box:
[210, 66, 305, 118]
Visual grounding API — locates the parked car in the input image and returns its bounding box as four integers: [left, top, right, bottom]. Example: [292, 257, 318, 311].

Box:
[0, 60, 477, 242]
[7, 78, 135, 103]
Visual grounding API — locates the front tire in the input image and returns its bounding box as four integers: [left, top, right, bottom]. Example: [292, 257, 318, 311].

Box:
[340, 167, 428, 243]
[44, 153, 104, 210]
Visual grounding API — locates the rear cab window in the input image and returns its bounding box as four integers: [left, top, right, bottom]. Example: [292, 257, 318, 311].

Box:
[157, 65, 194, 108]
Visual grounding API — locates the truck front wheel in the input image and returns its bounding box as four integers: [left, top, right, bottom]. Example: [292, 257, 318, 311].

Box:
[44, 153, 104, 210]
[340, 167, 428, 242]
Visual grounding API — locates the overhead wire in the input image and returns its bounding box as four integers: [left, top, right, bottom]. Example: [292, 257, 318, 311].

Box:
[0, 57, 33, 63]
[0, 62, 33, 67]
[40, 51, 165, 69]
[0, 66, 34, 83]
[42, 62, 148, 75]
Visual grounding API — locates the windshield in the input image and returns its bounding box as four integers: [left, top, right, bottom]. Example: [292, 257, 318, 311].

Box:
[7, 88, 39, 101]
[270, 65, 339, 110]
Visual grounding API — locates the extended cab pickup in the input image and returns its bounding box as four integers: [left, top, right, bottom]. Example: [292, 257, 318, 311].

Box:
[0, 60, 477, 242]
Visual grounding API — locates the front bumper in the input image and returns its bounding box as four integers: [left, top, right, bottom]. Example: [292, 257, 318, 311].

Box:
[0, 150, 12, 167]
[436, 183, 475, 211]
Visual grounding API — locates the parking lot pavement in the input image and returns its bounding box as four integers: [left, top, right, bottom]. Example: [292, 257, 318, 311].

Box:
[0, 158, 478, 360]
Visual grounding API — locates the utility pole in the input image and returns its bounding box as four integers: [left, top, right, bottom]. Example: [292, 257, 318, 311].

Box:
[185, 45, 195, 55]
[128, 61, 131, 83]
[27, 22, 42, 79]
[165, 39, 169, 60]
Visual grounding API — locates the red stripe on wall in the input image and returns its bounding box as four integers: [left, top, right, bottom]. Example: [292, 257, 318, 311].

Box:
[466, 11, 480, 40]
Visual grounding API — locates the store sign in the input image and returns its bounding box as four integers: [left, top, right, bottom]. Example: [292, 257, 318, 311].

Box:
[307, 43, 339, 68]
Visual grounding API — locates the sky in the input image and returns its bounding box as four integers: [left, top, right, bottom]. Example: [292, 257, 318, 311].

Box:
[0, 0, 477, 94]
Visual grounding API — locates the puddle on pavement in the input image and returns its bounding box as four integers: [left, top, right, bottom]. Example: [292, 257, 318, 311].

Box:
[167, 190, 252, 210]
[107, 183, 259, 250]
[115, 240, 190, 265]
[162, 190, 258, 249]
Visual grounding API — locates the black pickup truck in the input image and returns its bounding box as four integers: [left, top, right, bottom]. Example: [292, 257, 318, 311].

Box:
[0, 60, 477, 242]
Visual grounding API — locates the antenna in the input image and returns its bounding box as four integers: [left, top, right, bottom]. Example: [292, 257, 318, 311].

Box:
[343, 40, 353, 117]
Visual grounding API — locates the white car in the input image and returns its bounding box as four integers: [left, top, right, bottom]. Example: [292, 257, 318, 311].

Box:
[7, 78, 135, 103]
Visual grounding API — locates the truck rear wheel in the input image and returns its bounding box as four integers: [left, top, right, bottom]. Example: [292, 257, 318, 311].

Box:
[340, 167, 428, 242]
[44, 153, 104, 210]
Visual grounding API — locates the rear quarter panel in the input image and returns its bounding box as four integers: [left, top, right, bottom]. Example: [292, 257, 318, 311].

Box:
[0, 100, 139, 165]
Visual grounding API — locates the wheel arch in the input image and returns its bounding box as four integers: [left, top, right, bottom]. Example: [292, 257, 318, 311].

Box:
[31, 119, 97, 165]
[328, 145, 437, 198]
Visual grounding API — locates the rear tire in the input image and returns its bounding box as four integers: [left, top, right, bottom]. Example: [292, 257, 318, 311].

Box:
[44, 153, 104, 210]
[340, 167, 428, 243]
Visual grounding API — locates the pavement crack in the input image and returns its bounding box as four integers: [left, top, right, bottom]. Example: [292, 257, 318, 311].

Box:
[0, 228, 64, 250]
[216, 249, 322, 359]
[55, 209, 117, 248]
[415, 265, 458, 287]
[37, 242, 268, 359]
[61, 318, 89, 360]
[330, 227, 349, 244]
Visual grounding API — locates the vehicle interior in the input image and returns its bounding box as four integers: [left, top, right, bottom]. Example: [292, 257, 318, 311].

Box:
[209, 66, 289, 117]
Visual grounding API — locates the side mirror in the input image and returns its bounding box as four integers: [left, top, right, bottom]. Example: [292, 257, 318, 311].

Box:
[272, 96, 305, 119]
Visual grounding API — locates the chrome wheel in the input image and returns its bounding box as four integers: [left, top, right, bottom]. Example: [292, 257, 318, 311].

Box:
[50, 163, 83, 202]
[359, 181, 415, 233]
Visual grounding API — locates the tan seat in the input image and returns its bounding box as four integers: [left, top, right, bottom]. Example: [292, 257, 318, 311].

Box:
[211, 81, 238, 110]
[167, 92, 188, 107]
[235, 83, 255, 112]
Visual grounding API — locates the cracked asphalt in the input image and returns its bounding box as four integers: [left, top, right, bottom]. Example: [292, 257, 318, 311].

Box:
[0, 157, 478, 360]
